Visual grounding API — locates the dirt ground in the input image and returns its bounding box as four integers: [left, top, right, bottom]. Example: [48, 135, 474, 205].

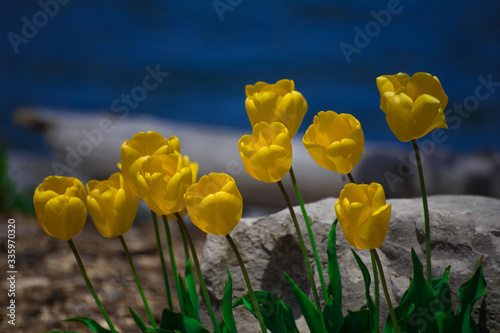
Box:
[0, 210, 207, 333]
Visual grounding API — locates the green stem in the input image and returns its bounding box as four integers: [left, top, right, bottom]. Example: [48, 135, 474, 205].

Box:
[151, 210, 173, 310]
[225, 234, 267, 332]
[277, 180, 323, 315]
[412, 139, 432, 283]
[347, 172, 355, 184]
[162, 215, 184, 314]
[67, 239, 117, 333]
[371, 249, 399, 333]
[178, 215, 191, 262]
[175, 213, 221, 333]
[289, 167, 328, 301]
[370, 250, 380, 332]
[118, 235, 157, 330]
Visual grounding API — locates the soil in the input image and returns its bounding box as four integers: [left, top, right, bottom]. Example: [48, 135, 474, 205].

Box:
[0, 210, 207, 333]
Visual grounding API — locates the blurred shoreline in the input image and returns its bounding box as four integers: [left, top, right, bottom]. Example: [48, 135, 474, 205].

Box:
[7, 107, 500, 214]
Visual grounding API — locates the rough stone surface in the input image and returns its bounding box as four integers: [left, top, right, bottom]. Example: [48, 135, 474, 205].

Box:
[201, 195, 499, 332]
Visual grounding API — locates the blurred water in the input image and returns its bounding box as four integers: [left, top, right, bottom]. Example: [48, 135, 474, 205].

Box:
[1, 0, 499, 153]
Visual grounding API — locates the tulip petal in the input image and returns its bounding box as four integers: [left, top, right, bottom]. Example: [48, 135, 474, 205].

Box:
[274, 91, 307, 138]
[329, 113, 353, 141]
[305, 111, 333, 147]
[129, 132, 173, 156]
[342, 183, 369, 205]
[407, 72, 448, 110]
[34, 189, 58, 219]
[370, 183, 387, 209]
[248, 92, 281, 124]
[303, 140, 328, 170]
[357, 204, 391, 249]
[380, 92, 415, 142]
[376, 75, 402, 95]
[323, 139, 363, 174]
[336, 201, 356, 248]
[412, 94, 448, 139]
[184, 173, 242, 236]
[273, 79, 294, 94]
[250, 146, 292, 183]
[336, 183, 391, 250]
[245, 81, 270, 97]
[196, 193, 242, 235]
[164, 166, 192, 213]
[44, 196, 87, 241]
[88, 196, 111, 237]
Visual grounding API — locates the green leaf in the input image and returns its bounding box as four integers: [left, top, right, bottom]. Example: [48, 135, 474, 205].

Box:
[322, 296, 344, 333]
[186, 258, 201, 322]
[129, 307, 149, 333]
[275, 301, 289, 333]
[179, 275, 198, 322]
[63, 317, 113, 333]
[369, 251, 380, 333]
[432, 266, 452, 321]
[233, 291, 298, 333]
[339, 308, 371, 333]
[284, 272, 327, 333]
[383, 251, 440, 333]
[159, 308, 210, 333]
[327, 219, 342, 308]
[220, 270, 237, 333]
[382, 286, 416, 332]
[441, 258, 487, 333]
[407, 248, 438, 333]
[351, 250, 377, 333]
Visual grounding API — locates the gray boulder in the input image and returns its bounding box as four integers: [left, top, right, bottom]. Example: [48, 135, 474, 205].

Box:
[200, 195, 499, 332]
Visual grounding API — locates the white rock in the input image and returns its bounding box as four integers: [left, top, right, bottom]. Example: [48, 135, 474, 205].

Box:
[200, 195, 499, 332]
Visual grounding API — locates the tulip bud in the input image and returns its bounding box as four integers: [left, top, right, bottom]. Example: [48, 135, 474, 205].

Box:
[238, 122, 293, 183]
[335, 182, 391, 250]
[245, 79, 308, 139]
[86, 172, 140, 238]
[33, 176, 88, 241]
[376, 72, 448, 142]
[184, 173, 243, 236]
[136, 153, 194, 216]
[120, 131, 180, 196]
[303, 111, 364, 174]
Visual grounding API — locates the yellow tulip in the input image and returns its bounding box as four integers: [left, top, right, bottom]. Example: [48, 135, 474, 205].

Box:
[335, 182, 391, 250]
[245, 79, 308, 139]
[184, 173, 243, 236]
[86, 172, 140, 238]
[135, 153, 193, 216]
[376, 72, 448, 142]
[238, 122, 293, 183]
[33, 176, 87, 241]
[120, 131, 180, 196]
[182, 154, 199, 184]
[303, 111, 364, 174]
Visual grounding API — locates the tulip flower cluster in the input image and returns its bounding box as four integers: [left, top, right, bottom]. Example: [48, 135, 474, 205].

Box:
[33, 73, 486, 333]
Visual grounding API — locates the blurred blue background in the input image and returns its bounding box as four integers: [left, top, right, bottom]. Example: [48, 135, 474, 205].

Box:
[1, 0, 499, 153]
